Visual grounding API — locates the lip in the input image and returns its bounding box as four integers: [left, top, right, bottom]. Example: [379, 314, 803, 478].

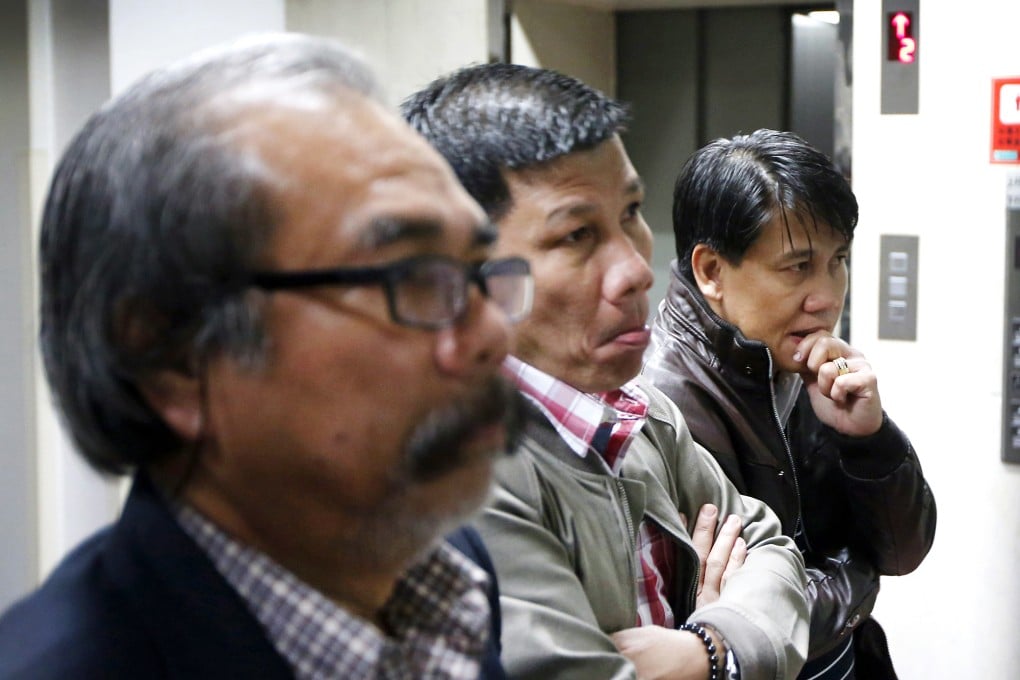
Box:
[607, 323, 652, 349]
[788, 327, 825, 343]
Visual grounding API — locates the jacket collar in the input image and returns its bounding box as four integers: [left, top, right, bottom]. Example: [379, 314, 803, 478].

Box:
[659, 260, 774, 385]
[105, 473, 294, 677]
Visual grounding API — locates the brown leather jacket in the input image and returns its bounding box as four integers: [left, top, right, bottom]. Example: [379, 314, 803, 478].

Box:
[642, 267, 937, 674]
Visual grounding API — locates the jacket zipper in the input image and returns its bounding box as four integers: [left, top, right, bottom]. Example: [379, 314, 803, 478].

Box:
[765, 349, 809, 550]
[613, 479, 641, 613]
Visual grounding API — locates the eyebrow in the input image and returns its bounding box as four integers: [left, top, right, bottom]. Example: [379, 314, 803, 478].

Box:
[775, 248, 815, 264]
[359, 217, 442, 250]
[776, 241, 850, 263]
[546, 177, 646, 223]
[358, 217, 497, 252]
[625, 177, 645, 196]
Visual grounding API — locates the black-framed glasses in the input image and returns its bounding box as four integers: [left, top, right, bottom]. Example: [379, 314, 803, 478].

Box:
[251, 254, 533, 330]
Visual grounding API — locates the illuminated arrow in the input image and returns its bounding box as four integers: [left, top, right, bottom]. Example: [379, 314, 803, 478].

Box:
[892, 12, 910, 39]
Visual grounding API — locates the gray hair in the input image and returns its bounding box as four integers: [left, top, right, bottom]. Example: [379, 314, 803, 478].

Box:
[402, 63, 629, 221]
[39, 33, 380, 475]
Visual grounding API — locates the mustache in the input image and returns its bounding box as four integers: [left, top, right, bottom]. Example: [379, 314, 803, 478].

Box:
[403, 375, 523, 483]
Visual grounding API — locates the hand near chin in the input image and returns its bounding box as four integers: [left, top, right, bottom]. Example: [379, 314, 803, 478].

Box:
[793, 331, 883, 437]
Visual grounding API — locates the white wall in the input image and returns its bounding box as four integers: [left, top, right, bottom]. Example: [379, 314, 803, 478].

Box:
[851, 1, 1020, 677]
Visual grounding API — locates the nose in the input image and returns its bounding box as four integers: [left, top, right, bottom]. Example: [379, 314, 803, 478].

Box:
[802, 272, 846, 315]
[602, 238, 654, 304]
[434, 288, 511, 379]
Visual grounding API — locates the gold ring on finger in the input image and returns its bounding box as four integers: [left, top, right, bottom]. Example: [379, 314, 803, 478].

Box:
[834, 356, 850, 376]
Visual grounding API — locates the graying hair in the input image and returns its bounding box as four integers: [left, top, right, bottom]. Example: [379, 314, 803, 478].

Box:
[39, 33, 381, 474]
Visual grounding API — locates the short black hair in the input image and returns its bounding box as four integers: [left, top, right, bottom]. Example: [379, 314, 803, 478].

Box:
[39, 34, 379, 475]
[672, 128, 859, 281]
[402, 63, 629, 220]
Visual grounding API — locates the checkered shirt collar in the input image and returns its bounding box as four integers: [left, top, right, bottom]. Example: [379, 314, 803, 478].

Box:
[174, 504, 491, 680]
[503, 355, 649, 470]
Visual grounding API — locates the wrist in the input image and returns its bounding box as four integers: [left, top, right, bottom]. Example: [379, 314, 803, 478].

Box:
[700, 623, 741, 680]
[679, 622, 720, 680]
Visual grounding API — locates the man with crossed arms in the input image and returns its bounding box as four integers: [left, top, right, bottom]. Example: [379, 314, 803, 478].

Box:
[405, 64, 809, 680]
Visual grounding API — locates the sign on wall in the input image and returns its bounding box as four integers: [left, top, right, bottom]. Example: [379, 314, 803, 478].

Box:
[886, 11, 916, 64]
[992, 78, 1020, 164]
[881, 0, 920, 115]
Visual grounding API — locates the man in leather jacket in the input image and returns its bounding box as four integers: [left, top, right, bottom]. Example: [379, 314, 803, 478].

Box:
[643, 129, 937, 680]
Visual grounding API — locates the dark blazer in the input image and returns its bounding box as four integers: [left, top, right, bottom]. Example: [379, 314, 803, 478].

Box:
[0, 474, 506, 679]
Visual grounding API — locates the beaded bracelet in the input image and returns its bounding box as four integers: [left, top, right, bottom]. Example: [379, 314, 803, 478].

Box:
[678, 622, 719, 680]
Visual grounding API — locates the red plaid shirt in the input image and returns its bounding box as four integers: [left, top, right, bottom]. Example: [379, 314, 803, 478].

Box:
[504, 356, 676, 628]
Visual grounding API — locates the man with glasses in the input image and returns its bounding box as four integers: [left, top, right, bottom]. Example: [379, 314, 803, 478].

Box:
[405, 64, 808, 680]
[0, 35, 530, 679]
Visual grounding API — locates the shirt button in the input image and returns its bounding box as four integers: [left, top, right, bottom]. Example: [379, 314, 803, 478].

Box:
[777, 470, 784, 478]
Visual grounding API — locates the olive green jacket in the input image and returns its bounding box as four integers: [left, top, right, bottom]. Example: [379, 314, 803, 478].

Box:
[474, 376, 809, 680]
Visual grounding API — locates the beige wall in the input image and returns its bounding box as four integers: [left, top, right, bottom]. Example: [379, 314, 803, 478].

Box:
[511, 0, 615, 97]
[286, 0, 489, 107]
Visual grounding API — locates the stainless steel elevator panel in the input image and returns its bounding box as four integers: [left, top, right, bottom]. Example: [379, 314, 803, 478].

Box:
[879, 235, 919, 341]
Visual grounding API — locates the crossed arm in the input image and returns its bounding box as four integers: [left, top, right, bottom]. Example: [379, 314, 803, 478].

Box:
[611, 505, 747, 680]
[475, 414, 808, 680]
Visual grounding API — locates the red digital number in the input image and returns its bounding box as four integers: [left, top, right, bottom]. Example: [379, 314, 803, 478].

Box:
[887, 12, 915, 64]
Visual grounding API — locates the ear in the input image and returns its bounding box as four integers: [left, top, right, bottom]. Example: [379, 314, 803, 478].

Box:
[139, 370, 205, 442]
[691, 243, 725, 302]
